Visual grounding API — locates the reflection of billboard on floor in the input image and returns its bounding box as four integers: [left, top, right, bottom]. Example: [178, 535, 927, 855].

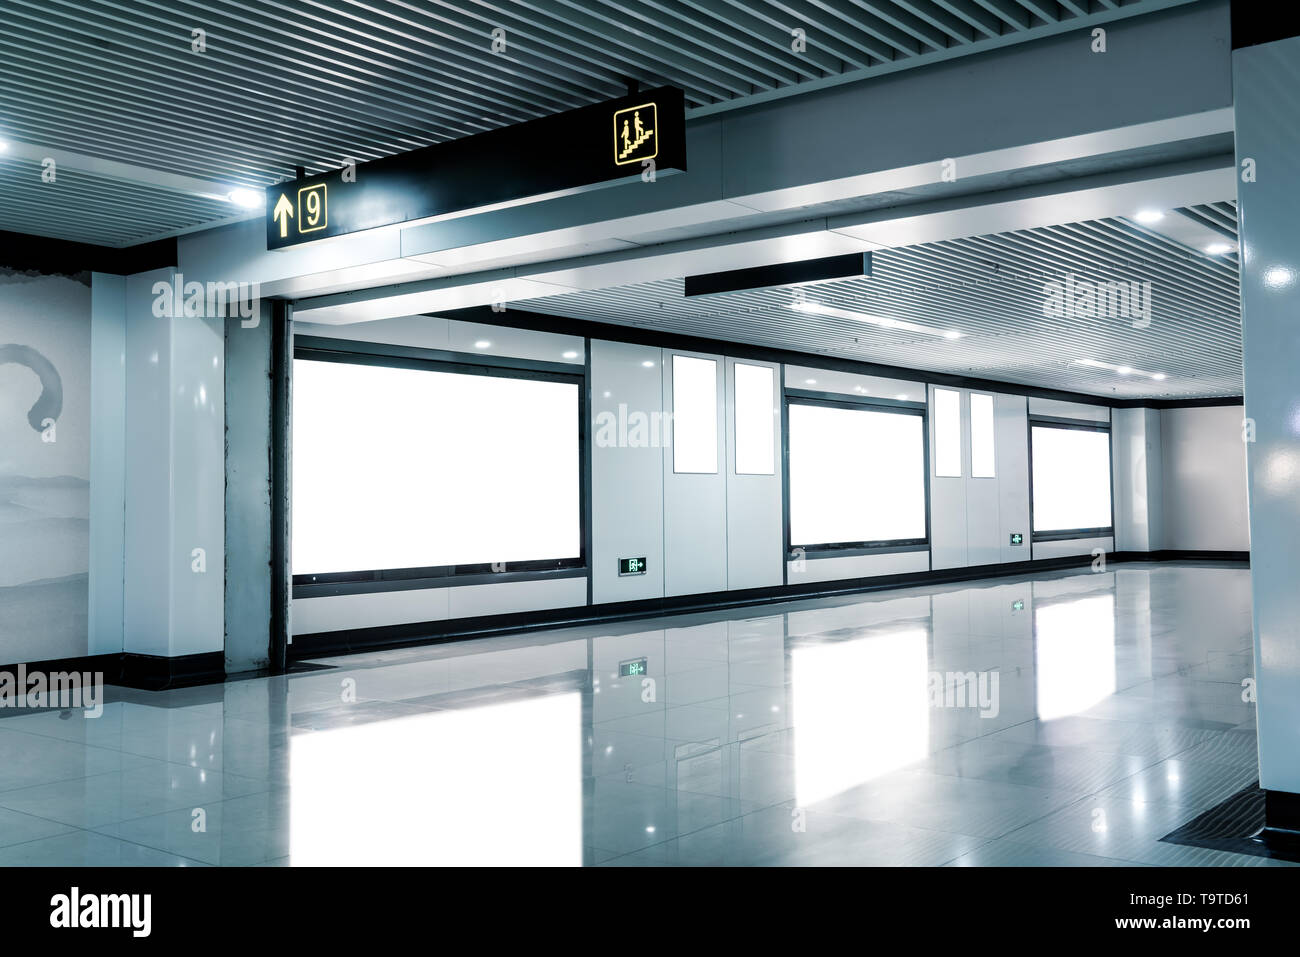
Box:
[792, 629, 929, 807]
[1035, 594, 1117, 721]
[290, 692, 583, 866]
[0, 272, 92, 663]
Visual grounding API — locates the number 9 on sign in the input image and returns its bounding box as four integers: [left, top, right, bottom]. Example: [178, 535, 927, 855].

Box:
[297, 184, 327, 233]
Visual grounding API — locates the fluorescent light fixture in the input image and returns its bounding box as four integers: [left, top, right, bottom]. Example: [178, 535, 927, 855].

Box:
[473, 340, 491, 349]
[227, 188, 264, 208]
[561, 350, 578, 359]
[791, 301, 960, 339]
[641, 360, 655, 368]
[1134, 209, 1165, 224]
[1074, 358, 1168, 381]
[805, 378, 817, 385]
[1205, 242, 1234, 256]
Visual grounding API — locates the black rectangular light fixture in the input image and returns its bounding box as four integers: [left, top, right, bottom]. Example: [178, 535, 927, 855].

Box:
[684, 251, 872, 297]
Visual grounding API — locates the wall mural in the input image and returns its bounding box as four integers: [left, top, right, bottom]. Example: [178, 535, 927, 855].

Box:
[0, 343, 64, 431]
[0, 270, 91, 663]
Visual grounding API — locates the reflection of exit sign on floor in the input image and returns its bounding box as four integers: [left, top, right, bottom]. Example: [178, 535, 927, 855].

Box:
[1010, 532, 1024, 545]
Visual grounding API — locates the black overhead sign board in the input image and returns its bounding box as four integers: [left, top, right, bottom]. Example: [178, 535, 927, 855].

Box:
[265, 86, 687, 249]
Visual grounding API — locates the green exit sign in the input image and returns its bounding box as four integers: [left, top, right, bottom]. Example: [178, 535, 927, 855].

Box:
[619, 658, 648, 678]
[1010, 533, 1024, 546]
[1012, 599, 1025, 612]
[619, 557, 647, 576]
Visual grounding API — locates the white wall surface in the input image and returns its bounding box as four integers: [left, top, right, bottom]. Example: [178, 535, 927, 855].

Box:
[725, 358, 783, 591]
[1111, 407, 1164, 552]
[591, 338, 665, 604]
[121, 269, 225, 659]
[1160, 405, 1249, 551]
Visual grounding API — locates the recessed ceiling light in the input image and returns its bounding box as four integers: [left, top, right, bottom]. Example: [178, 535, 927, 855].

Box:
[641, 360, 655, 368]
[1264, 266, 1295, 289]
[805, 378, 817, 385]
[1205, 242, 1233, 256]
[1134, 210, 1165, 224]
[1074, 358, 1166, 381]
[474, 340, 491, 349]
[227, 188, 264, 208]
[562, 350, 578, 359]
[0, 139, 8, 152]
[943, 330, 963, 340]
[896, 393, 908, 401]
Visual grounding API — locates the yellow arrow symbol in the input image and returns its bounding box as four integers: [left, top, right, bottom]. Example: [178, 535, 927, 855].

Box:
[272, 193, 293, 239]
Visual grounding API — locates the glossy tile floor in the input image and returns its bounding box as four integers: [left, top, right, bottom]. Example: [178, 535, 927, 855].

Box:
[0, 562, 1285, 866]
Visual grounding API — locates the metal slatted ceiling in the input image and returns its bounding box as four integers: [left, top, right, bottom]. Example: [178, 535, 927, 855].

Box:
[518, 203, 1243, 399]
[0, 0, 1193, 246]
[0, 156, 239, 246]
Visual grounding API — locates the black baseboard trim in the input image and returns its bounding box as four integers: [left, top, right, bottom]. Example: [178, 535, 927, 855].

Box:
[1263, 789, 1300, 839]
[117, 652, 227, 691]
[0, 651, 227, 696]
[289, 549, 1250, 661]
[1112, 549, 1250, 563]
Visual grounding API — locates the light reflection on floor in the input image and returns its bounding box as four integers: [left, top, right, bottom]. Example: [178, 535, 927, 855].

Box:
[0, 562, 1282, 867]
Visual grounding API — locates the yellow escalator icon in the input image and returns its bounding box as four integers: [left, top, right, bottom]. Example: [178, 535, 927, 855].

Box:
[613, 102, 658, 165]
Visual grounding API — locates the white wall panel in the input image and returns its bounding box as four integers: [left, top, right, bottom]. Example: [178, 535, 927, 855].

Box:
[89, 274, 126, 657]
[787, 549, 928, 585]
[295, 314, 451, 350]
[784, 364, 923, 402]
[122, 270, 175, 658]
[591, 339, 665, 603]
[1160, 405, 1249, 551]
[448, 319, 584, 365]
[663, 349, 728, 596]
[292, 314, 584, 366]
[1111, 407, 1165, 552]
[293, 588, 450, 636]
[997, 394, 1032, 563]
[929, 385, 967, 570]
[1033, 536, 1114, 560]
[1028, 397, 1109, 423]
[725, 358, 783, 591]
[447, 576, 587, 619]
